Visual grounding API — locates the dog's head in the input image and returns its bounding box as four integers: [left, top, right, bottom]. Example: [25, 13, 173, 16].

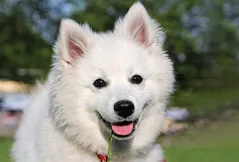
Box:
[50, 2, 174, 154]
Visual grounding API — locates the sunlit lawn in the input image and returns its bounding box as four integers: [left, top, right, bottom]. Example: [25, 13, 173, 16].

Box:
[162, 114, 239, 162]
[0, 139, 12, 162]
[1, 86, 239, 162]
[1, 116, 239, 162]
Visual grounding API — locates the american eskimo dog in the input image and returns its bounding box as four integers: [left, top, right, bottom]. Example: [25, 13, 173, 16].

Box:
[12, 2, 174, 162]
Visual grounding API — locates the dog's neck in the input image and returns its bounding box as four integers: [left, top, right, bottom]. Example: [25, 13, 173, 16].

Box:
[112, 139, 131, 152]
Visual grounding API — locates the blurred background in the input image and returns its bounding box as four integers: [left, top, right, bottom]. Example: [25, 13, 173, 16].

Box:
[0, 0, 239, 161]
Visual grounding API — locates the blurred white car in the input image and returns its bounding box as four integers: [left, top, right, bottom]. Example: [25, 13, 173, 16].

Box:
[166, 107, 190, 121]
[1, 93, 29, 111]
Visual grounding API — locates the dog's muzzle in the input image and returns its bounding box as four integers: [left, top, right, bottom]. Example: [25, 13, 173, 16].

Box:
[97, 101, 149, 140]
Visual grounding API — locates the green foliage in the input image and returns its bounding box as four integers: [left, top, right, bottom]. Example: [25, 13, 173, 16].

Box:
[170, 86, 239, 115]
[0, 0, 239, 87]
[70, 0, 239, 89]
[71, 0, 136, 32]
[0, 1, 52, 83]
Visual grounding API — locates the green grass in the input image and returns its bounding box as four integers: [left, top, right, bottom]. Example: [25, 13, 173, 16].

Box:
[161, 115, 239, 162]
[1, 116, 239, 162]
[165, 147, 239, 162]
[0, 139, 12, 162]
[1, 87, 239, 162]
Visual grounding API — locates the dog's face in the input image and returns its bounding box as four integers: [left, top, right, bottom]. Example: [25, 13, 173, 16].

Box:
[50, 2, 174, 153]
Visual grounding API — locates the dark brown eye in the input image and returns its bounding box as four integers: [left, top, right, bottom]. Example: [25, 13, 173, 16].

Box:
[130, 75, 143, 84]
[93, 79, 107, 88]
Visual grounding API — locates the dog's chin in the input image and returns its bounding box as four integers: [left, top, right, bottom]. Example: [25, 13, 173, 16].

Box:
[96, 112, 138, 140]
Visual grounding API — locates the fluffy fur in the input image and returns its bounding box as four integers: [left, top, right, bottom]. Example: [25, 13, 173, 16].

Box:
[12, 2, 174, 162]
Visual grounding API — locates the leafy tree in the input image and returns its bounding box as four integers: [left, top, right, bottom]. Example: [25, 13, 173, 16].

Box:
[0, 0, 52, 83]
[1, 0, 238, 89]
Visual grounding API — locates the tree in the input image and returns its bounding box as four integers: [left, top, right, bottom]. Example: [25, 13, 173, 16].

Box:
[1, 0, 238, 89]
[0, 0, 52, 83]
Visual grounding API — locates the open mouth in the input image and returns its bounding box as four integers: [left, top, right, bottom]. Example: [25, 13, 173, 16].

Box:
[111, 120, 138, 138]
[96, 112, 138, 139]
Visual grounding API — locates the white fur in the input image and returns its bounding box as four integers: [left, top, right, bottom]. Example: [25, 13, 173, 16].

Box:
[12, 2, 174, 162]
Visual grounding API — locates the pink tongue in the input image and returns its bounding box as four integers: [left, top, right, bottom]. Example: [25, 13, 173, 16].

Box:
[112, 123, 133, 136]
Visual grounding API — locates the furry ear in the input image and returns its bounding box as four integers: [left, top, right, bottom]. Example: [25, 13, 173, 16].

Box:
[58, 19, 89, 63]
[115, 2, 163, 48]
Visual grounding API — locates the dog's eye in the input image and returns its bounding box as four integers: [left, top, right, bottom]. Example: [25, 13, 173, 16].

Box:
[93, 79, 107, 88]
[130, 75, 143, 84]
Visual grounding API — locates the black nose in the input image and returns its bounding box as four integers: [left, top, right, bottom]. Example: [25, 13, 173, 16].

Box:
[114, 100, 135, 118]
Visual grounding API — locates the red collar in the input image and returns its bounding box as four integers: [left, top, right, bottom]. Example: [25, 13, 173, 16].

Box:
[97, 153, 166, 162]
[97, 154, 107, 162]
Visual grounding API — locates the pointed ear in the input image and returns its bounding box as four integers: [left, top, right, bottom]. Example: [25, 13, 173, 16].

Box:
[115, 2, 164, 48]
[57, 19, 89, 64]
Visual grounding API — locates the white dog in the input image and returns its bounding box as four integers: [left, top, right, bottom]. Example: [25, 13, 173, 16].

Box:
[12, 2, 174, 162]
